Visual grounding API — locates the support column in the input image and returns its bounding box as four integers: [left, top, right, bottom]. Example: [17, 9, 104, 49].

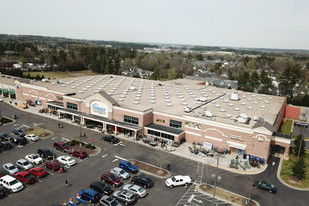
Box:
[134, 130, 137, 140]
[114, 126, 117, 136]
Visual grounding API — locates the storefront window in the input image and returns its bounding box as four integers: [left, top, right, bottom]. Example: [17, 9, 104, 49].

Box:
[148, 129, 175, 141]
[67, 102, 78, 110]
[124, 115, 139, 125]
[170, 120, 182, 129]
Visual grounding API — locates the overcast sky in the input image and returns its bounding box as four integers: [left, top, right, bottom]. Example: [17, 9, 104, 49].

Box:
[1, 0, 308, 50]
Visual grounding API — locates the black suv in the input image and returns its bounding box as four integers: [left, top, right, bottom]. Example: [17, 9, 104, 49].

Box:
[12, 128, 25, 137]
[0, 141, 13, 150]
[131, 175, 154, 188]
[0, 133, 12, 142]
[102, 135, 120, 144]
[38, 147, 56, 159]
[12, 137, 27, 145]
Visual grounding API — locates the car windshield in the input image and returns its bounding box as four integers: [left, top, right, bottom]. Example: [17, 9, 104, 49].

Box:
[17, 129, 22, 132]
[23, 161, 29, 166]
[67, 158, 73, 161]
[138, 188, 144, 192]
[270, 184, 275, 188]
[9, 180, 18, 185]
[3, 134, 9, 138]
[127, 162, 132, 167]
[111, 175, 117, 181]
[9, 165, 16, 170]
[33, 155, 39, 159]
[171, 177, 176, 182]
[62, 144, 68, 147]
[120, 170, 125, 174]
[38, 169, 44, 173]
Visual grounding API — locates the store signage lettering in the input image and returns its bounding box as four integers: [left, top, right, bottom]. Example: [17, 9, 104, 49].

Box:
[92, 103, 106, 114]
[156, 119, 165, 123]
[230, 134, 244, 141]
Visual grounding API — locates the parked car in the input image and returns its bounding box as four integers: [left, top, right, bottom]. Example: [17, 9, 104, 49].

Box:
[16, 159, 33, 170]
[44, 161, 60, 171]
[101, 172, 123, 187]
[113, 190, 137, 205]
[0, 186, 6, 198]
[99, 195, 122, 206]
[29, 167, 48, 178]
[77, 188, 101, 203]
[12, 137, 27, 145]
[14, 171, 36, 184]
[38, 147, 56, 160]
[53, 141, 70, 152]
[252, 180, 277, 193]
[3, 163, 19, 175]
[165, 175, 192, 188]
[57, 156, 76, 166]
[294, 122, 309, 128]
[13, 128, 25, 137]
[0, 141, 12, 150]
[123, 184, 147, 198]
[25, 154, 43, 164]
[90, 181, 113, 195]
[25, 134, 39, 142]
[119, 161, 138, 173]
[0, 175, 24, 193]
[0, 133, 12, 142]
[70, 149, 87, 159]
[0, 171, 4, 178]
[131, 175, 154, 188]
[102, 135, 120, 144]
[111, 167, 130, 180]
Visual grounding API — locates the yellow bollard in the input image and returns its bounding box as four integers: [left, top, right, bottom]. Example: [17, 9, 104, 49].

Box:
[195, 185, 197, 192]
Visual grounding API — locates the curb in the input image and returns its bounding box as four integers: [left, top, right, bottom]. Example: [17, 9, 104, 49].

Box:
[130, 159, 171, 179]
[89, 146, 101, 157]
[198, 184, 260, 206]
[277, 157, 309, 191]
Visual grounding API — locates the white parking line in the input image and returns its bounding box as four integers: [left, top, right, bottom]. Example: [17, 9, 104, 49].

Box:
[120, 144, 125, 147]
[13, 124, 19, 126]
[22, 124, 29, 129]
[114, 141, 122, 146]
[112, 159, 118, 162]
[102, 154, 108, 158]
[47, 172, 54, 176]
[51, 136, 58, 140]
[38, 179, 42, 182]
[61, 137, 70, 142]
[114, 155, 127, 161]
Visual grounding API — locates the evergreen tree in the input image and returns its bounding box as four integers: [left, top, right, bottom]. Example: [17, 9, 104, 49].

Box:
[294, 134, 305, 157]
[251, 71, 260, 91]
[279, 64, 304, 97]
[292, 158, 306, 180]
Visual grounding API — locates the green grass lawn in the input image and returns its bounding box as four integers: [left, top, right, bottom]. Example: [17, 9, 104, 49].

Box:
[280, 153, 309, 188]
[23, 71, 72, 79]
[278, 119, 293, 134]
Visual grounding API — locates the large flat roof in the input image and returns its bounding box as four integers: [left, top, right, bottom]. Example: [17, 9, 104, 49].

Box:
[28, 75, 286, 128]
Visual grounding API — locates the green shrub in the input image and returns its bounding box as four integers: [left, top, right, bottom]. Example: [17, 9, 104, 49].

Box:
[85, 143, 92, 148]
[86, 124, 94, 128]
[70, 140, 79, 146]
[90, 145, 96, 149]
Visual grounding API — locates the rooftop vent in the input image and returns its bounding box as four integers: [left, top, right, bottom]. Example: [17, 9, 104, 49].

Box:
[205, 110, 213, 117]
[184, 107, 192, 113]
[231, 92, 240, 101]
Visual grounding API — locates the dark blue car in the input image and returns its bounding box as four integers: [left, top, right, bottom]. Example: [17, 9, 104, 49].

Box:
[77, 189, 101, 203]
[252, 180, 277, 193]
[119, 160, 138, 173]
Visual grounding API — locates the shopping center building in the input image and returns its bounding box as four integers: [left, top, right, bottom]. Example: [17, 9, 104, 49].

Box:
[0, 74, 291, 161]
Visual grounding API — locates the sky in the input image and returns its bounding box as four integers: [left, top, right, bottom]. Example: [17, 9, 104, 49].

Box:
[1, 0, 309, 50]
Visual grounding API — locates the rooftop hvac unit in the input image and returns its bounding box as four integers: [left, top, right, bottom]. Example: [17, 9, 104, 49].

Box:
[230, 92, 240, 101]
[198, 97, 207, 102]
[239, 113, 248, 119]
[42, 78, 49, 82]
[237, 117, 247, 123]
[205, 110, 213, 117]
[253, 116, 258, 121]
[129, 86, 136, 90]
[184, 107, 192, 113]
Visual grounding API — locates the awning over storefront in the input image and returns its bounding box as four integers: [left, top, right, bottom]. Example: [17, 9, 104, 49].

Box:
[227, 141, 247, 150]
[145, 123, 184, 136]
[9, 90, 15, 95]
[58, 108, 141, 131]
[2, 89, 8, 93]
[46, 101, 64, 108]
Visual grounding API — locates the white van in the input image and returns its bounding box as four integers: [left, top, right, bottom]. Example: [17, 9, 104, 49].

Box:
[0, 175, 24, 193]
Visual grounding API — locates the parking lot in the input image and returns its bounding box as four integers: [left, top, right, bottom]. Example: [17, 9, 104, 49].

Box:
[0, 109, 199, 206]
[293, 121, 309, 137]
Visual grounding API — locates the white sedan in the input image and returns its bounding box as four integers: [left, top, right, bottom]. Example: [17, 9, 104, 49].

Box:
[123, 184, 148, 197]
[57, 156, 76, 166]
[25, 154, 43, 164]
[25, 134, 39, 141]
[16, 159, 33, 170]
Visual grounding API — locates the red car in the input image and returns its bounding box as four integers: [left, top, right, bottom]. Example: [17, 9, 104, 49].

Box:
[70, 149, 88, 159]
[14, 171, 36, 184]
[29, 167, 48, 178]
[0, 171, 4, 178]
[45, 161, 60, 171]
[100, 172, 122, 187]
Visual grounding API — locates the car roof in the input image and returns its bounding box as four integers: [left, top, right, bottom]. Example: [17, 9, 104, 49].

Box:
[113, 167, 122, 171]
[120, 160, 129, 164]
[85, 188, 98, 194]
[17, 159, 27, 163]
[0, 175, 16, 181]
[16, 171, 29, 175]
[4, 163, 14, 167]
[91, 181, 105, 187]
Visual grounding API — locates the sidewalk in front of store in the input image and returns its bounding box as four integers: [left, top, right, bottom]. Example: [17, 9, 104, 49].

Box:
[2, 97, 267, 175]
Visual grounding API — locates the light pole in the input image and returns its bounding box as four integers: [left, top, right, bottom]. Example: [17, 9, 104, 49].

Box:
[212, 154, 220, 206]
[78, 101, 82, 145]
